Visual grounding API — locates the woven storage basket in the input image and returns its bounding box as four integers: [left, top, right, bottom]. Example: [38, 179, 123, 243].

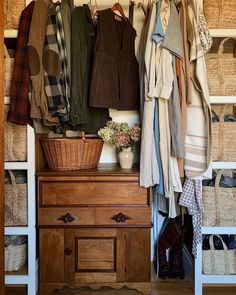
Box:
[5, 171, 27, 226]
[205, 38, 236, 96]
[203, 235, 236, 275]
[202, 170, 236, 226]
[4, 110, 27, 162]
[40, 136, 104, 171]
[212, 105, 236, 161]
[5, 241, 27, 272]
[4, 0, 25, 29]
[4, 45, 14, 96]
[203, 0, 236, 29]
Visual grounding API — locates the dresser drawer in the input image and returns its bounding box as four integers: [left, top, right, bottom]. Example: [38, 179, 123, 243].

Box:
[38, 208, 94, 226]
[39, 181, 149, 207]
[95, 207, 151, 226]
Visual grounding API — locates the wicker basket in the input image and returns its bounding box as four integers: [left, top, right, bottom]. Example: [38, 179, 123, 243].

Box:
[40, 136, 104, 171]
[5, 238, 27, 272]
[205, 38, 236, 96]
[202, 170, 236, 226]
[203, 0, 236, 29]
[4, 0, 25, 29]
[4, 45, 14, 96]
[4, 116, 27, 162]
[203, 235, 236, 275]
[212, 105, 236, 161]
[5, 171, 27, 226]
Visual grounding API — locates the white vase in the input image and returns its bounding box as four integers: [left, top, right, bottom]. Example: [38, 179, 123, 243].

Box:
[118, 146, 134, 169]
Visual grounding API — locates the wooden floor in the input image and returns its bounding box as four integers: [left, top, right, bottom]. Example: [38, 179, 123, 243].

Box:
[5, 279, 236, 295]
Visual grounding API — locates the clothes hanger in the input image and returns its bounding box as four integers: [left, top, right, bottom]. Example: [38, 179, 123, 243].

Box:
[111, 1, 127, 19]
[137, 1, 146, 16]
[52, 0, 61, 5]
[129, 1, 136, 25]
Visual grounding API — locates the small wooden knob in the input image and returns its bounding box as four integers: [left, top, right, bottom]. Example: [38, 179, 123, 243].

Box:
[64, 247, 72, 256]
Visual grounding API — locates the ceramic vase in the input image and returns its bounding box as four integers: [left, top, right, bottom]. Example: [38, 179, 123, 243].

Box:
[118, 146, 134, 169]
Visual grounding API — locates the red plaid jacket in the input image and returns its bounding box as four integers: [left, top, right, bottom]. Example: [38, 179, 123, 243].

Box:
[7, 1, 35, 126]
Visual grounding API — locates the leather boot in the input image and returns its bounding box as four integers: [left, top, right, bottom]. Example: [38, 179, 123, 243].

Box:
[169, 221, 185, 279]
[158, 217, 182, 279]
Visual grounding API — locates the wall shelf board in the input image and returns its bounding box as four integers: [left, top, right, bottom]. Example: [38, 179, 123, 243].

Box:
[202, 275, 236, 284]
[4, 30, 18, 38]
[210, 96, 236, 104]
[209, 29, 236, 38]
[211, 162, 236, 169]
[202, 227, 236, 235]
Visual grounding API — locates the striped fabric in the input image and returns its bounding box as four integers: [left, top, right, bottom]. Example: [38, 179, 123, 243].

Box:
[44, 4, 69, 122]
[55, 5, 70, 112]
[184, 0, 212, 179]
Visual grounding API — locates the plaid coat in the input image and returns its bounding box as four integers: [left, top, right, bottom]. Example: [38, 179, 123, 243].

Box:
[43, 4, 69, 122]
[8, 1, 35, 126]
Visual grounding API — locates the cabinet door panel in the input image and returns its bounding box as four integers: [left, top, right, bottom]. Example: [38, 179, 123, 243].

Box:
[65, 228, 119, 283]
[39, 229, 64, 283]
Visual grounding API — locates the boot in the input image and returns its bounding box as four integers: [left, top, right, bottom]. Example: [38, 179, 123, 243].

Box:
[158, 217, 182, 279]
[169, 220, 185, 279]
[169, 238, 185, 279]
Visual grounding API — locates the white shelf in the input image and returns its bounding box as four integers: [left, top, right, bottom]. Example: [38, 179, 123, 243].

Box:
[5, 275, 29, 285]
[202, 275, 236, 284]
[211, 162, 236, 169]
[4, 162, 30, 170]
[5, 227, 31, 236]
[4, 96, 10, 105]
[202, 227, 236, 235]
[4, 125, 37, 294]
[210, 29, 236, 38]
[210, 96, 236, 104]
[4, 30, 18, 38]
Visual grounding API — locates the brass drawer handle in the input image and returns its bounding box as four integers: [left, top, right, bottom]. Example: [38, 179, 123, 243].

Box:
[57, 213, 79, 223]
[111, 212, 132, 223]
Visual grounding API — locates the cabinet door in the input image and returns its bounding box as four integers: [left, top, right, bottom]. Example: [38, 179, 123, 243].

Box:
[123, 228, 151, 282]
[39, 228, 65, 283]
[65, 228, 123, 283]
[65, 228, 150, 284]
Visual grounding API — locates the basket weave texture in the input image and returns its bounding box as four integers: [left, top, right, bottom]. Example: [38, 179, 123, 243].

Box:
[4, 45, 14, 96]
[5, 242, 27, 272]
[203, 0, 236, 29]
[41, 137, 104, 171]
[5, 171, 27, 226]
[4, 113, 27, 162]
[205, 38, 236, 96]
[202, 170, 236, 226]
[212, 105, 236, 161]
[203, 235, 236, 275]
[4, 0, 25, 29]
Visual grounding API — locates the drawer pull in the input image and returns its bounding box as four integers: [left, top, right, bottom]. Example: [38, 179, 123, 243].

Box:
[64, 247, 72, 256]
[57, 213, 79, 223]
[111, 212, 132, 223]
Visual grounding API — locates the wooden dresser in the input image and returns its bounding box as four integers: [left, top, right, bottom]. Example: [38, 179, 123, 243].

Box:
[37, 164, 152, 295]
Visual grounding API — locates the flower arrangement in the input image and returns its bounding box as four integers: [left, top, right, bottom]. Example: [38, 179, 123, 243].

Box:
[98, 121, 141, 150]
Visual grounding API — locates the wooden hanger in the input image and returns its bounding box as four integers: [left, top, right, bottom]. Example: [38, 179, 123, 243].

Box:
[111, 2, 127, 19]
[137, 1, 146, 16]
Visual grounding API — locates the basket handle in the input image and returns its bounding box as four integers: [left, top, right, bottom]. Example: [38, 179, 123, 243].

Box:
[8, 170, 17, 187]
[209, 234, 228, 251]
[218, 38, 236, 94]
[4, 45, 10, 58]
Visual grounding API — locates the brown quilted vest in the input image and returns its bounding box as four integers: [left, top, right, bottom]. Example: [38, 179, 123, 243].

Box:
[89, 9, 140, 110]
